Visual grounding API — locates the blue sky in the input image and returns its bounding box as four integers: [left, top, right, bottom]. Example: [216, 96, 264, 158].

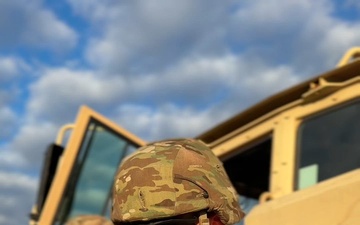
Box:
[1, 0, 360, 224]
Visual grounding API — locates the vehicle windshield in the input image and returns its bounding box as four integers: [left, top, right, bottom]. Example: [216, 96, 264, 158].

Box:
[55, 119, 139, 224]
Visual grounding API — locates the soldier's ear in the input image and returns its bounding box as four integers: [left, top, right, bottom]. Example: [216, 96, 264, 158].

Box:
[208, 214, 224, 225]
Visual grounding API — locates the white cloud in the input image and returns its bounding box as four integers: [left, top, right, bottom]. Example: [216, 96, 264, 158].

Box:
[65, 0, 122, 23]
[0, 57, 19, 79]
[0, 56, 30, 81]
[65, 0, 360, 83]
[26, 56, 236, 127]
[0, 56, 30, 142]
[0, 150, 26, 170]
[0, 171, 37, 225]
[229, 0, 360, 75]
[0, 122, 58, 170]
[65, 0, 360, 78]
[67, 0, 230, 73]
[0, 107, 17, 140]
[24, 49, 301, 142]
[242, 64, 300, 96]
[345, 0, 360, 9]
[125, 55, 238, 105]
[0, 91, 10, 106]
[27, 68, 127, 124]
[130, 54, 300, 110]
[65, 0, 360, 80]
[230, 1, 321, 42]
[316, 22, 360, 67]
[0, 0, 77, 51]
[0, 171, 37, 189]
[113, 104, 216, 141]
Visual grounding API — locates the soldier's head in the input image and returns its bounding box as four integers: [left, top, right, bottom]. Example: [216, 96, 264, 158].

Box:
[111, 139, 244, 225]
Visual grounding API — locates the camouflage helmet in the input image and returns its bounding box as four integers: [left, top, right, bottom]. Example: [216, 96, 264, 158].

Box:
[112, 139, 244, 225]
[65, 215, 113, 225]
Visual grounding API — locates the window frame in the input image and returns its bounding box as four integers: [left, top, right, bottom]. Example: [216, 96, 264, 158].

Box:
[211, 81, 360, 200]
[295, 97, 360, 191]
[277, 81, 360, 197]
[38, 106, 145, 225]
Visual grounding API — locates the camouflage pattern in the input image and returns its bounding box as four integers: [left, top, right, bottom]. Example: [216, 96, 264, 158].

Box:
[112, 139, 244, 225]
[65, 215, 113, 225]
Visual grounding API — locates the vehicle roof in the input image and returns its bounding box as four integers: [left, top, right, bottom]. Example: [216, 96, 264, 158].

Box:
[197, 60, 360, 143]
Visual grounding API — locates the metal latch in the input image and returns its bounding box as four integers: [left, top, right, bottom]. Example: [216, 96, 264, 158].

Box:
[302, 77, 344, 104]
[302, 75, 360, 104]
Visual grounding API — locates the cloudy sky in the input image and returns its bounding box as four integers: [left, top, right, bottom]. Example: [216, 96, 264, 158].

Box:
[1, 0, 360, 224]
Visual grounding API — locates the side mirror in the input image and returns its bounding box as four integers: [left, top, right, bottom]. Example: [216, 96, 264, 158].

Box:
[30, 144, 64, 221]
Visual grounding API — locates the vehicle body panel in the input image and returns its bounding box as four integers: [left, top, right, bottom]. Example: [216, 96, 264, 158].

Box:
[246, 170, 360, 225]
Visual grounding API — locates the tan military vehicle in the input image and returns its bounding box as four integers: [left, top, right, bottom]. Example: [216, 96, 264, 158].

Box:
[30, 48, 360, 225]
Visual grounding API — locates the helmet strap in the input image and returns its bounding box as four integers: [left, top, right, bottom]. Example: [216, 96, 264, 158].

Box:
[199, 212, 210, 225]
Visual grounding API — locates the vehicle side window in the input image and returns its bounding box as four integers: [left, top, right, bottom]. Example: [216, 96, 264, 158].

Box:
[223, 135, 272, 225]
[296, 100, 360, 190]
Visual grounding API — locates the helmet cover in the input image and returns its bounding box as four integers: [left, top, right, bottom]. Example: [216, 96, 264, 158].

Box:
[112, 139, 244, 225]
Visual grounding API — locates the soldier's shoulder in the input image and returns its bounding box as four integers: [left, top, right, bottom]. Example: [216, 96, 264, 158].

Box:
[65, 215, 112, 225]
